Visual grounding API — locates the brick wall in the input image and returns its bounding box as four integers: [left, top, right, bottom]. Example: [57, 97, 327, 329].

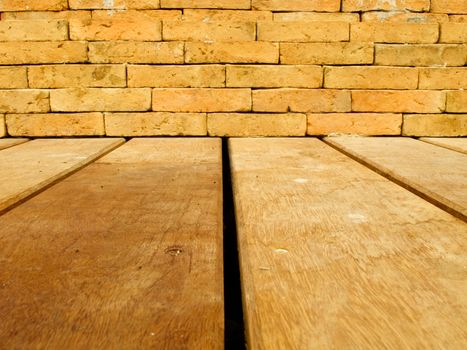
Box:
[0, 0, 466, 138]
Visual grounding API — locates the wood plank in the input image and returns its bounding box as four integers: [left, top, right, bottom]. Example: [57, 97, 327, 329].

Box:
[229, 138, 467, 350]
[0, 138, 223, 349]
[0, 138, 28, 150]
[420, 137, 467, 155]
[0, 138, 124, 212]
[326, 136, 467, 221]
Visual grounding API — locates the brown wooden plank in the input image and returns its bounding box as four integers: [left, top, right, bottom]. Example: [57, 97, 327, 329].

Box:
[420, 137, 467, 155]
[0, 138, 223, 349]
[0, 138, 124, 212]
[229, 138, 467, 350]
[0, 138, 28, 150]
[326, 136, 467, 221]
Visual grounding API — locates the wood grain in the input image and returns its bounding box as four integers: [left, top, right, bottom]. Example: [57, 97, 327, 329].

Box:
[0, 138, 28, 150]
[0, 138, 223, 349]
[420, 137, 467, 155]
[229, 138, 467, 350]
[326, 136, 467, 221]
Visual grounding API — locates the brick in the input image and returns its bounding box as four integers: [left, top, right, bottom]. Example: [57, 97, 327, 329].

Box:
[0, 114, 5, 137]
[447, 91, 467, 112]
[375, 45, 466, 67]
[161, 0, 250, 9]
[0, 90, 49, 113]
[252, 0, 340, 11]
[152, 88, 251, 112]
[6, 113, 105, 136]
[89, 41, 183, 64]
[324, 66, 418, 89]
[419, 68, 467, 89]
[0, 66, 27, 88]
[0, 20, 68, 41]
[128, 65, 225, 88]
[183, 9, 272, 21]
[50, 88, 151, 112]
[105, 112, 206, 136]
[252, 89, 351, 113]
[185, 42, 279, 64]
[308, 113, 402, 135]
[163, 21, 255, 42]
[226, 65, 322, 88]
[351, 23, 439, 43]
[361, 12, 448, 23]
[280, 43, 374, 65]
[431, 0, 467, 14]
[274, 12, 359, 22]
[2, 10, 91, 21]
[440, 23, 467, 43]
[28, 64, 126, 88]
[92, 9, 181, 20]
[70, 0, 160, 9]
[352, 90, 445, 113]
[403, 114, 467, 136]
[0, 0, 67, 11]
[0, 41, 87, 65]
[258, 21, 349, 42]
[343, 0, 429, 11]
[208, 113, 306, 136]
[450, 15, 467, 22]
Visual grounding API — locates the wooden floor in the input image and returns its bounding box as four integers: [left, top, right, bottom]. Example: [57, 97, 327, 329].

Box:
[0, 136, 465, 349]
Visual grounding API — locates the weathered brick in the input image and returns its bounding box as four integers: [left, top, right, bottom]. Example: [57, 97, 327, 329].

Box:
[163, 21, 255, 42]
[403, 114, 467, 136]
[352, 90, 445, 113]
[307, 113, 402, 135]
[0, 114, 5, 137]
[280, 43, 374, 65]
[105, 112, 206, 136]
[70, 19, 161, 41]
[351, 23, 439, 43]
[324, 66, 418, 89]
[375, 44, 466, 66]
[2, 10, 91, 21]
[431, 0, 467, 14]
[361, 12, 448, 23]
[419, 68, 467, 89]
[252, 0, 340, 11]
[128, 65, 225, 88]
[226, 65, 322, 88]
[0, 66, 27, 88]
[343, 0, 429, 11]
[0, 20, 68, 41]
[28, 64, 126, 88]
[183, 9, 272, 21]
[0, 90, 49, 113]
[0, 0, 67, 11]
[450, 15, 467, 22]
[6, 113, 105, 136]
[152, 88, 251, 112]
[70, 0, 160, 9]
[50, 88, 151, 112]
[447, 91, 467, 112]
[252, 89, 351, 113]
[274, 12, 359, 22]
[208, 113, 306, 136]
[89, 41, 183, 64]
[92, 9, 181, 20]
[258, 21, 349, 42]
[161, 0, 250, 9]
[185, 42, 279, 63]
[440, 23, 467, 43]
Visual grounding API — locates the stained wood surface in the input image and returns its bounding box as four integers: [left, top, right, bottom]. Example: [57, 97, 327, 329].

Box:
[420, 137, 467, 155]
[229, 138, 467, 350]
[0, 138, 223, 349]
[0, 138, 124, 212]
[0, 138, 28, 150]
[326, 136, 467, 221]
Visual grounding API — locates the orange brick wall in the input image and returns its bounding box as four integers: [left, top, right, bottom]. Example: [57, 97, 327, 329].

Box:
[0, 0, 466, 137]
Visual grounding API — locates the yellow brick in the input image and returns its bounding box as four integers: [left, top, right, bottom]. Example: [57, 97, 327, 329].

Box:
[307, 113, 402, 135]
[92, 9, 181, 20]
[163, 21, 255, 42]
[0, 66, 27, 88]
[280, 43, 374, 65]
[0, 0, 67, 11]
[208, 113, 306, 136]
[2, 11, 91, 21]
[0, 90, 49, 113]
[431, 0, 467, 14]
[253, 0, 340, 11]
[50, 88, 151, 112]
[183, 9, 272, 21]
[128, 65, 225, 88]
[274, 12, 359, 22]
[0, 41, 87, 65]
[161, 0, 250, 9]
[0, 114, 5, 137]
[6, 113, 105, 136]
[89, 41, 183, 64]
[70, 19, 161, 41]
[375, 44, 466, 66]
[419, 68, 467, 89]
[450, 15, 467, 22]
[343, 0, 429, 11]
[352, 90, 445, 113]
[403, 114, 467, 136]
[258, 21, 349, 42]
[440, 23, 467, 43]
[0, 20, 68, 41]
[70, 0, 160, 9]
[28, 64, 127, 88]
[185, 42, 279, 64]
[226, 65, 322, 88]
[252, 89, 351, 113]
[361, 12, 448, 23]
[324, 66, 418, 89]
[105, 112, 206, 136]
[152, 88, 251, 112]
[351, 23, 438, 43]
[447, 91, 467, 112]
